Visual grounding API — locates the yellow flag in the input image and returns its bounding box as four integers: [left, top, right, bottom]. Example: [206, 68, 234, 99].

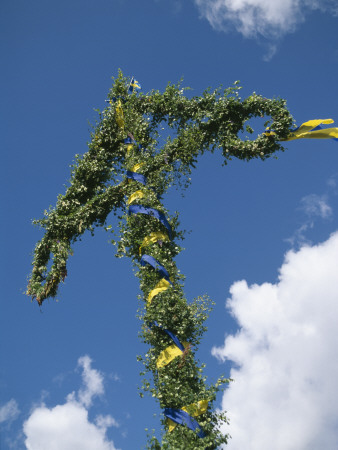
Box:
[115, 100, 124, 129]
[168, 400, 209, 432]
[156, 342, 189, 369]
[139, 231, 170, 256]
[127, 190, 145, 205]
[147, 278, 171, 303]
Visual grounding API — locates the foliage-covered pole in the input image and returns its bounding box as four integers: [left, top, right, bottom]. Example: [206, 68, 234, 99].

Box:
[27, 71, 293, 448]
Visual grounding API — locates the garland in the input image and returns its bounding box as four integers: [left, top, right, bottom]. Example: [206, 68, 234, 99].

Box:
[27, 70, 294, 448]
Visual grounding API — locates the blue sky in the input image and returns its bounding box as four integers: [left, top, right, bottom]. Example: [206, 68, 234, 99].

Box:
[1, 1, 338, 449]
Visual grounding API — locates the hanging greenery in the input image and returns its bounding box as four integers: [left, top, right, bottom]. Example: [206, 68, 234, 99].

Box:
[27, 70, 293, 448]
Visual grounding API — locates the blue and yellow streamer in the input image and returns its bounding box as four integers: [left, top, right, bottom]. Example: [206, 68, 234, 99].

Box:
[124, 137, 134, 155]
[126, 171, 147, 185]
[149, 321, 187, 368]
[124, 137, 143, 153]
[164, 402, 207, 438]
[147, 278, 171, 303]
[139, 231, 170, 256]
[115, 100, 124, 129]
[131, 162, 145, 173]
[156, 342, 189, 368]
[166, 400, 209, 433]
[150, 321, 185, 352]
[266, 118, 338, 142]
[140, 254, 171, 282]
[128, 205, 172, 239]
[127, 190, 145, 205]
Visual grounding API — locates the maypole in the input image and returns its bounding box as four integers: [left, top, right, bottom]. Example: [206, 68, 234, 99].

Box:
[27, 71, 338, 448]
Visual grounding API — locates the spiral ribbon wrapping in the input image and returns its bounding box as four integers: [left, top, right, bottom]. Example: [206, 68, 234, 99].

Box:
[128, 205, 172, 239]
[119, 80, 207, 435]
[140, 254, 171, 282]
[149, 321, 185, 352]
[139, 231, 169, 256]
[164, 404, 208, 438]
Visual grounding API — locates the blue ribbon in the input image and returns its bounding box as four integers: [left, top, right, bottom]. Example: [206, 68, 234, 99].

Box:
[164, 408, 206, 438]
[150, 321, 185, 352]
[140, 255, 171, 282]
[126, 171, 147, 185]
[128, 205, 172, 239]
[124, 138, 144, 150]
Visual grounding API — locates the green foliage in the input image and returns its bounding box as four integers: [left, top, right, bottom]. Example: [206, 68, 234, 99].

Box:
[27, 70, 293, 447]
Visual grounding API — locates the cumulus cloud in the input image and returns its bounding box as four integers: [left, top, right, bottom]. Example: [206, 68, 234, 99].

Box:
[23, 356, 119, 450]
[213, 231, 338, 449]
[0, 399, 20, 424]
[194, 0, 338, 39]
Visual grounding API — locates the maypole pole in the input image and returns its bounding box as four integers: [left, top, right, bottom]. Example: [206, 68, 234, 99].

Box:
[27, 70, 338, 448]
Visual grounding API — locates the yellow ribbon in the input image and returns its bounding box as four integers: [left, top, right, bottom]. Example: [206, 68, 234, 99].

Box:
[127, 190, 145, 205]
[131, 162, 145, 172]
[139, 231, 170, 256]
[115, 100, 124, 129]
[147, 278, 171, 303]
[288, 127, 338, 140]
[126, 144, 133, 156]
[156, 342, 189, 369]
[167, 400, 209, 432]
[290, 119, 333, 132]
[127, 163, 146, 185]
[266, 119, 338, 141]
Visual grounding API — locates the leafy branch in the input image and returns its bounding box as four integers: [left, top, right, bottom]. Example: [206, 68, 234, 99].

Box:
[27, 70, 292, 447]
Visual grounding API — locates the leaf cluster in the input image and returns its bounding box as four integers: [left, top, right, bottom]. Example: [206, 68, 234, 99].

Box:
[27, 70, 292, 447]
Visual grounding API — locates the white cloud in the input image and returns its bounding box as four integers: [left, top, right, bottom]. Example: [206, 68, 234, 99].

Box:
[213, 231, 338, 449]
[0, 399, 20, 424]
[262, 43, 277, 62]
[95, 414, 119, 431]
[23, 356, 120, 450]
[153, 0, 182, 14]
[327, 174, 338, 191]
[300, 193, 332, 219]
[108, 373, 121, 382]
[286, 192, 333, 247]
[195, 0, 338, 39]
[77, 355, 104, 408]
